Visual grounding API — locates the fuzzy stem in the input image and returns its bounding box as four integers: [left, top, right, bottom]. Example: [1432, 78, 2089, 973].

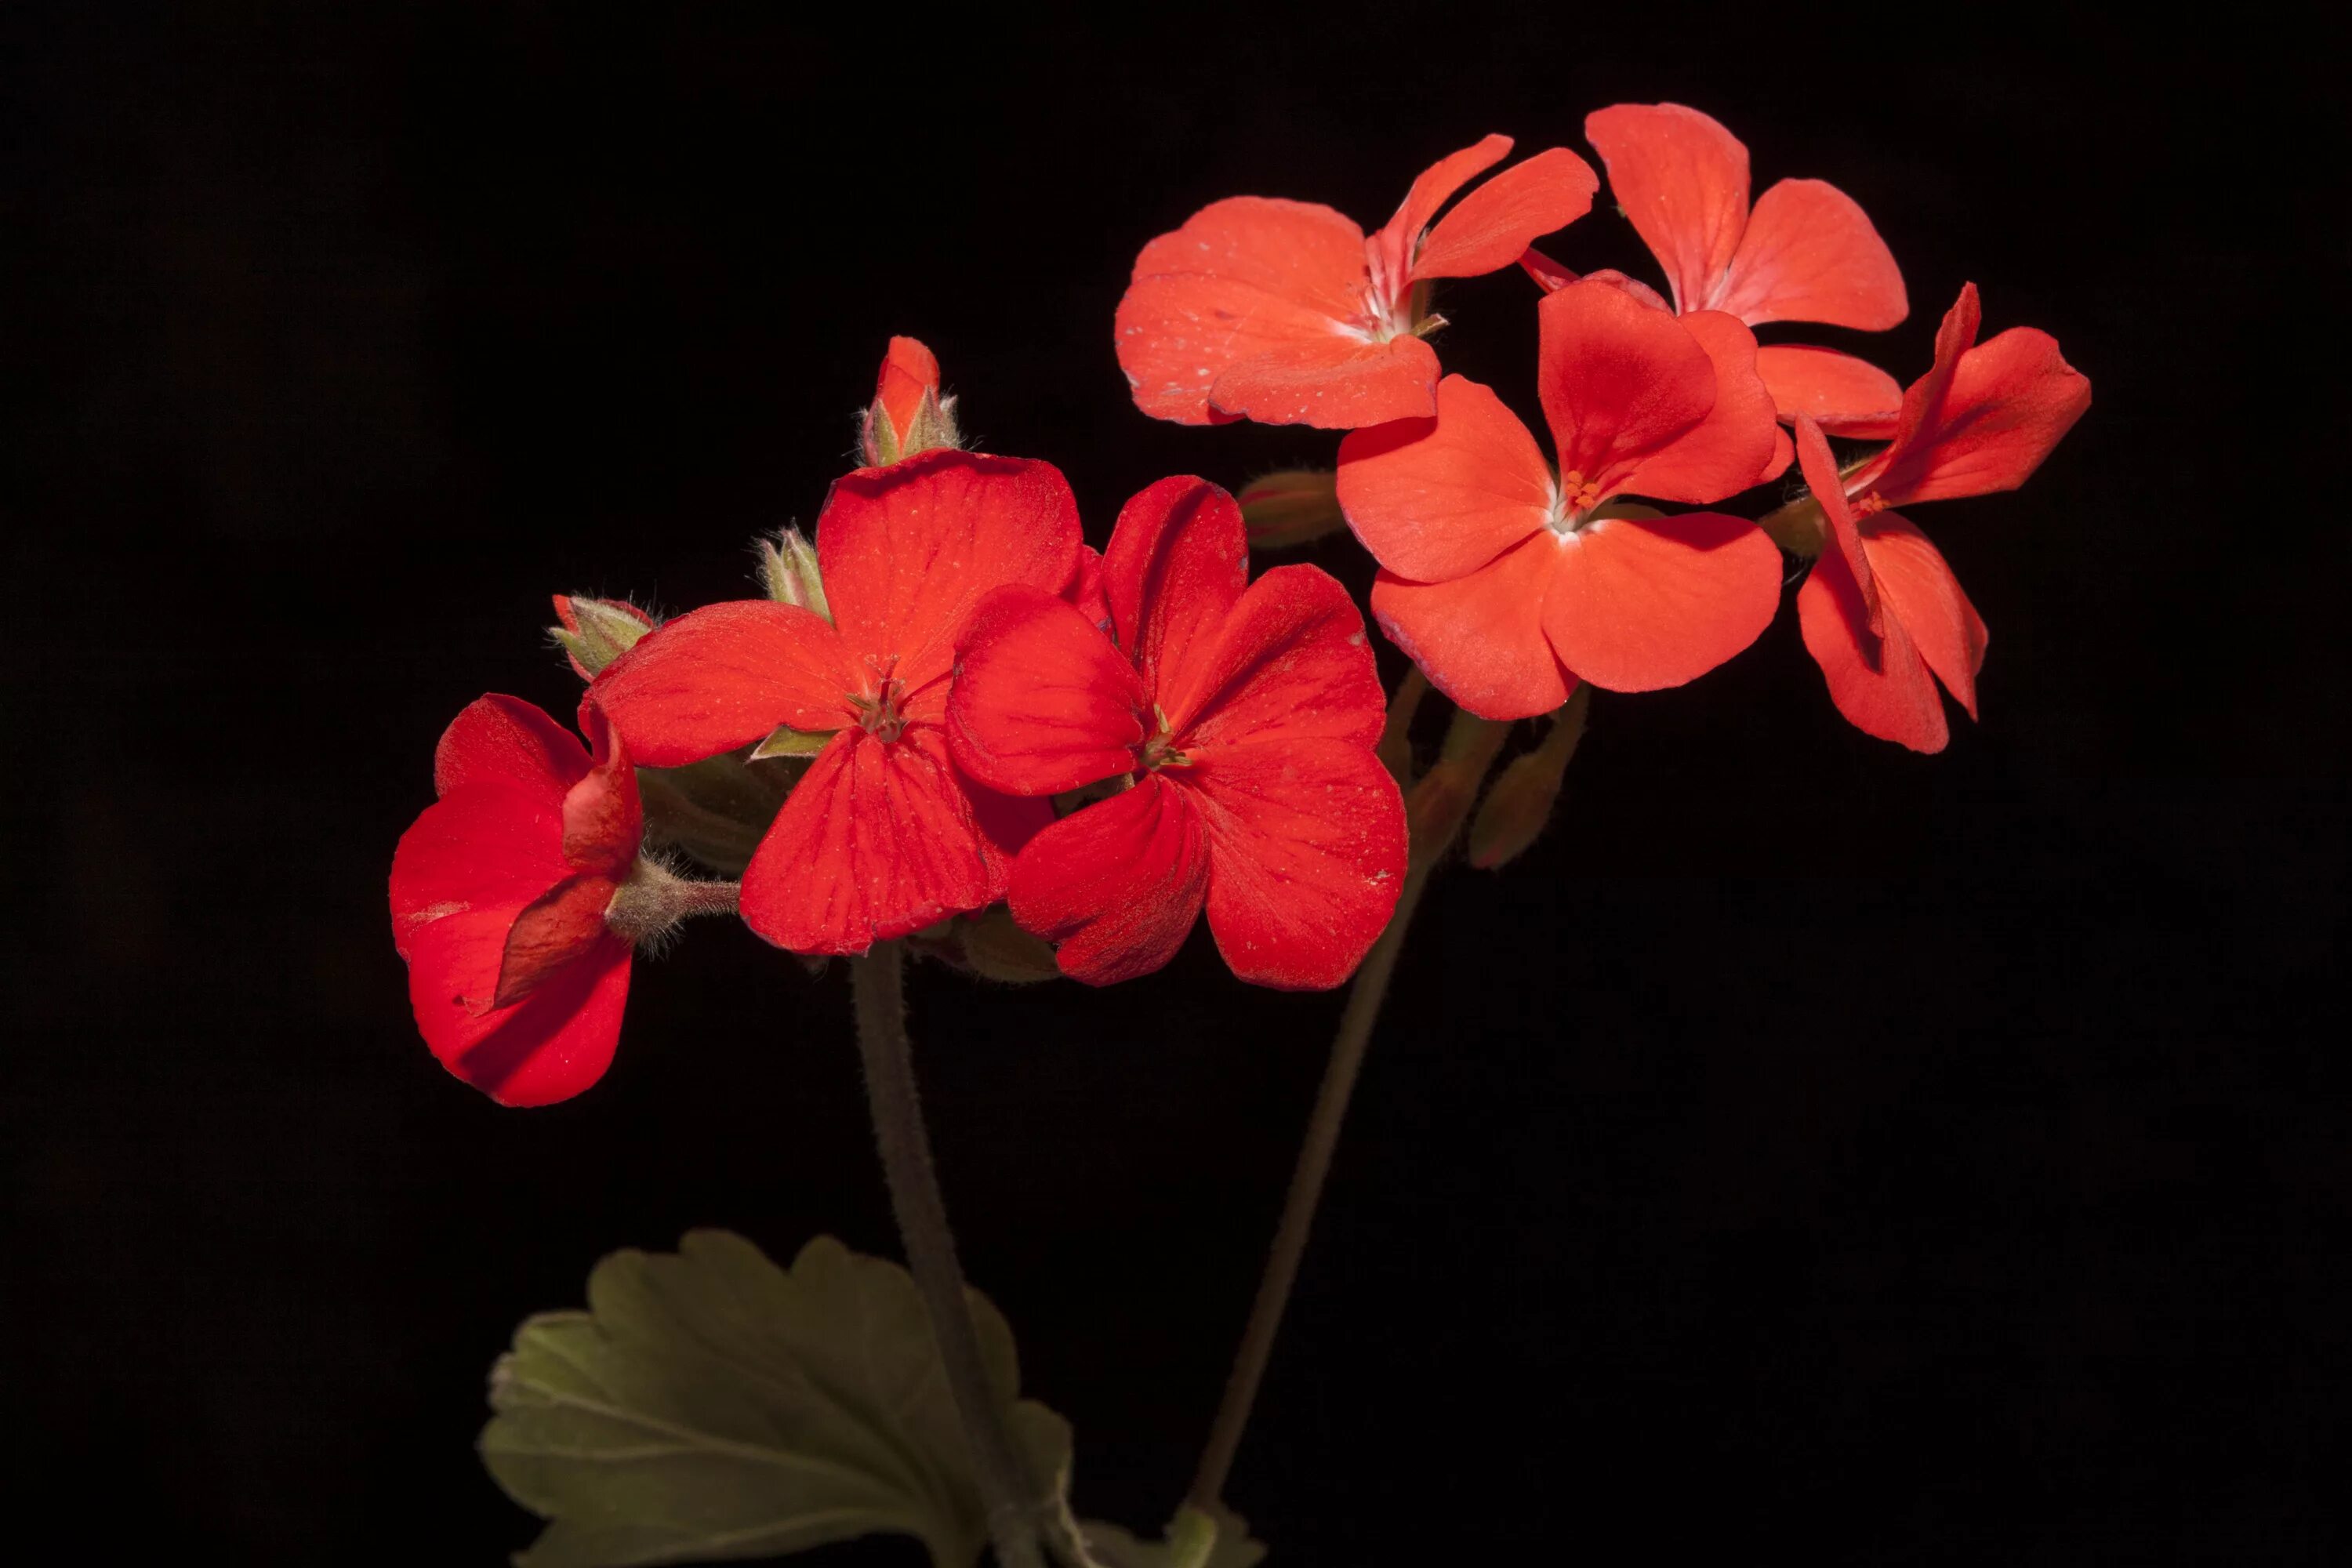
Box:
[1187, 704, 1508, 1512]
[851, 942, 1044, 1568]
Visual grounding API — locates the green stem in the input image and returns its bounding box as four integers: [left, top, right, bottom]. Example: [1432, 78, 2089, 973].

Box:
[851, 942, 1045, 1568]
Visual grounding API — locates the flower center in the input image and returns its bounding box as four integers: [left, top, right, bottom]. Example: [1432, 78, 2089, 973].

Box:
[849, 656, 909, 743]
[1138, 704, 1191, 771]
[1550, 470, 1604, 532]
[1851, 490, 1889, 520]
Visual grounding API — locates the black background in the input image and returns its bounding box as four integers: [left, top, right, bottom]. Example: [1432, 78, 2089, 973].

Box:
[5, 5, 2343, 1563]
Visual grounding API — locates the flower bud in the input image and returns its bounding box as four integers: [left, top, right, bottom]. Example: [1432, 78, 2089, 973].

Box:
[859, 336, 961, 467]
[957, 906, 1062, 984]
[1237, 469, 1347, 550]
[1758, 495, 1828, 559]
[550, 594, 655, 679]
[1468, 686, 1589, 870]
[757, 526, 832, 621]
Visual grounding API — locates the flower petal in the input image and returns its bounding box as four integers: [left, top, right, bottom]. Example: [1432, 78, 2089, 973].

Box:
[817, 451, 1084, 706]
[593, 600, 856, 767]
[1713, 178, 1907, 330]
[1163, 564, 1386, 753]
[1102, 475, 1249, 701]
[433, 695, 590, 801]
[1207, 332, 1442, 430]
[408, 923, 631, 1108]
[1872, 318, 2092, 506]
[1534, 280, 1721, 502]
[1187, 739, 1407, 991]
[560, 703, 643, 877]
[495, 872, 619, 1008]
[1755, 345, 1903, 437]
[1367, 133, 1514, 291]
[739, 727, 999, 954]
[1541, 511, 1780, 691]
[1335, 374, 1552, 583]
[390, 780, 568, 962]
[1583, 103, 1750, 315]
[1795, 414, 1882, 638]
[946, 585, 1145, 797]
[1862, 511, 1987, 720]
[1410, 148, 1599, 281]
[875, 336, 940, 444]
[1116, 196, 1370, 425]
[1633, 309, 1788, 496]
[1370, 539, 1576, 721]
[1797, 532, 1948, 754]
[1006, 774, 1209, 985]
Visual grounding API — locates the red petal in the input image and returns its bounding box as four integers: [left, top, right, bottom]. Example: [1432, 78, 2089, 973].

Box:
[1367, 133, 1514, 292]
[817, 451, 1084, 708]
[1795, 415, 1882, 635]
[1116, 196, 1370, 425]
[1536, 281, 1759, 505]
[739, 727, 999, 954]
[877, 336, 940, 441]
[1163, 564, 1387, 753]
[1006, 774, 1209, 985]
[1797, 532, 1948, 754]
[1519, 245, 1577, 292]
[559, 703, 642, 877]
[593, 600, 855, 767]
[1755, 345, 1903, 437]
[1186, 739, 1407, 991]
[1583, 103, 1749, 315]
[946, 585, 1145, 797]
[1871, 316, 2092, 506]
[1862, 511, 1987, 720]
[495, 872, 618, 1008]
[1207, 332, 1441, 430]
[1411, 148, 1599, 281]
[1714, 178, 1907, 330]
[1370, 539, 1577, 721]
[432, 695, 589, 801]
[390, 780, 568, 963]
[1102, 475, 1249, 702]
[1541, 511, 1780, 691]
[1065, 543, 1112, 634]
[408, 922, 631, 1107]
[1334, 374, 1551, 583]
[1638, 310, 1788, 495]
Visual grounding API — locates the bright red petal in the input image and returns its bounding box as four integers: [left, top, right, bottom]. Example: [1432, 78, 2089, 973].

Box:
[1335, 374, 1551, 583]
[1065, 543, 1112, 634]
[1872, 324, 2092, 506]
[1370, 539, 1576, 721]
[1862, 512, 1987, 720]
[1411, 148, 1599, 281]
[817, 451, 1084, 707]
[593, 600, 855, 767]
[1795, 415, 1882, 635]
[559, 704, 642, 877]
[1207, 332, 1442, 430]
[1186, 739, 1407, 991]
[1797, 534, 1948, 754]
[1367, 133, 1514, 292]
[1535, 281, 1726, 503]
[1541, 511, 1780, 691]
[739, 727, 999, 954]
[1583, 103, 1750, 315]
[1006, 774, 1209, 985]
[1713, 178, 1907, 331]
[877, 336, 940, 441]
[1102, 475, 1249, 702]
[1632, 310, 1787, 496]
[495, 872, 618, 1008]
[1116, 197, 1370, 425]
[390, 780, 568, 963]
[433, 695, 590, 801]
[408, 922, 630, 1108]
[1163, 564, 1386, 753]
[1755, 345, 1903, 437]
[946, 586, 1145, 797]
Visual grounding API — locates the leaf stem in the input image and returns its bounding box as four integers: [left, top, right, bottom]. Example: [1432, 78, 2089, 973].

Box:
[851, 942, 1046, 1568]
[1188, 704, 1510, 1512]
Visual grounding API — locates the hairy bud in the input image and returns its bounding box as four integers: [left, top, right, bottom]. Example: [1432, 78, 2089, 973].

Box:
[859, 336, 960, 467]
[1237, 469, 1346, 550]
[1468, 687, 1590, 870]
[550, 594, 655, 679]
[757, 527, 833, 621]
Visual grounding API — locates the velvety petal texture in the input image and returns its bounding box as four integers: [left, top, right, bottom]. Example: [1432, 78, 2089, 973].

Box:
[593, 600, 856, 764]
[1371, 543, 1576, 720]
[1336, 375, 1553, 583]
[947, 586, 1145, 797]
[1755, 345, 1903, 437]
[1006, 775, 1209, 985]
[1540, 511, 1780, 692]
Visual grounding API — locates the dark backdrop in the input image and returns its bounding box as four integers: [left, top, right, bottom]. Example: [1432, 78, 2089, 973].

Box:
[5, 5, 2342, 1564]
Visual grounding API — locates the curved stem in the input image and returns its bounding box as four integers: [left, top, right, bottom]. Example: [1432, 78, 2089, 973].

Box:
[1188, 706, 1509, 1512]
[851, 942, 1045, 1568]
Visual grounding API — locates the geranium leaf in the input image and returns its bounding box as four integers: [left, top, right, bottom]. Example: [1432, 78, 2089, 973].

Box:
[481, 1229, 1069, 1568]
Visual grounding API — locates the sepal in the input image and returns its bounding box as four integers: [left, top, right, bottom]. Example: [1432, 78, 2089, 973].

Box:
[757, 527, 833, 621]
[1236, 469, 1346, 550]
[549, 594, 656, 679]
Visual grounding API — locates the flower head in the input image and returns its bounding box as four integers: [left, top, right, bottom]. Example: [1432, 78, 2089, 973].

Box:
[389, 696, 644, 1105]
[1335, 278, 1786, 718]
[1116, 135, 1599, 429]
[860, 336, 960, 466]
[592, 450, 1083, 953]
[946, 477, 1405, 989]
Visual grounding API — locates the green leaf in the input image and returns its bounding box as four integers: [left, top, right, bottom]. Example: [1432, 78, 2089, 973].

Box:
[482, 1230, 1069, 1568]
[1081, 1505, 1268, 1568]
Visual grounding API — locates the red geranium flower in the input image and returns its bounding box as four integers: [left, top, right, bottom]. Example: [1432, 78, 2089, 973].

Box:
[1335, 277, 1786, 719]
[860, 336, 958, 466]
[946, 477, 1405, 989]
[389, 696, 643, 1106]
[593, 449, 1082, 953]
[1795, 284, 2091, 751]
[1116, 134, 1599, 430]
[1565, 103, 1909, 437]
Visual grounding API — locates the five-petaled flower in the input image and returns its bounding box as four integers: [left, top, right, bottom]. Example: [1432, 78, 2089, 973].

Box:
[390, 696, 645, 1106]
[946, 477, 1406, 989]
[1116, 134, 1599, 430]
[1794, 283, 2091, 751]
[593, 449, 1083, 953]
[1334, 277, 1787, 719]
[1541, 103, 1909, 437]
